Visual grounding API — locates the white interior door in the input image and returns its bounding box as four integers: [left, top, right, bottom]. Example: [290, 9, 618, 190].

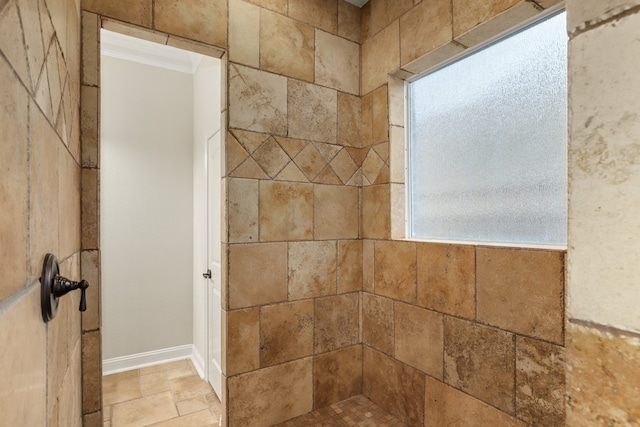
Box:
[206, 131, 222, 398]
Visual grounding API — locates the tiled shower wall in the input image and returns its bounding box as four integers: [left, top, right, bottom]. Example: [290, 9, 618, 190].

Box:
[0, 0, 83, 425]
[359, 0, 567, 426]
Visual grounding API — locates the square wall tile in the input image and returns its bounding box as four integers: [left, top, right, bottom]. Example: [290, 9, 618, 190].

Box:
[315, 293, 359, 353]
[229, 64, 287, 135]
[259, 181, 313, 241]
[338, 92, 362, 148]
[83, 0, 151, 27]
[229, 0, 260, 67]
[399, 0, 452, 67]
[260, 9, 314, 82]
[374, 240, 417, 304]
[417, 243, 475, 319]
[154, 0, 227, 47]
[362, 240, 374, 293]
[361, 19, 399, 95]
[228, 242, 287, 309]
[315, 30, 359, 95]
[363, 346, 425, 426]
[288, 241, 337, 300]
[452, 0, 522, 39]
[566, 323, 640, 426]
[289, 0, 338, 34]
[314, 184, 359, 240]
[516, 336, 565, 426]
[227, 178, 259, 243]
[244, 0, 287, 14]
[362, 293, 393, 355]
[337, 240, 363, 294]
[260, 300, 314, 367]
[288, 80, 337, 144]
[361, 184, 390, 239]
[477, 248, 564, 344]
[371, 85, 389, 145]
[394, 302, 443, 379]
[444, 316, 515, 413]
[367, 0, 413, 39]
[425, 377, 526, 427]
[224, 308, 259, 376]
[338, 0, 361, 43]
[228, 358, 313, 426]
[313, 345, 363, 409]
[59, 148, 81, 259]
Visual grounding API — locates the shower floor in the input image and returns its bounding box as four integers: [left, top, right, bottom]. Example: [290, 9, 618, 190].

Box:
[102, 360, 406, 426]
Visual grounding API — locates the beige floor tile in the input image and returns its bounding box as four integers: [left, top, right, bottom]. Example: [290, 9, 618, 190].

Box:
[170, 375, 215, 402]
[177, 396, 209, 416]
[140, 371, 170, 396]
[205, 392, 222, 417]
[166, 365, 195, 380]
[139, 359, 190, 376]
[102, 371, 142, 407]
[148, 409, 217, 427]
[111, 391, 178, 427]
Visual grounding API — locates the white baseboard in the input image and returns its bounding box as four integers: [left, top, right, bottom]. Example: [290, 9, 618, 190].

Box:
[190, 345, 206, 379]
[103, 344, 193, 376]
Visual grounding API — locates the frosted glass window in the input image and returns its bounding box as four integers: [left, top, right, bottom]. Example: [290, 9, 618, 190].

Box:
[408, 12, 567, 246]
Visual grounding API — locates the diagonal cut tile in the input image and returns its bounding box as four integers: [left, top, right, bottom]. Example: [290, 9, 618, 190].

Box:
[0, 1, 32, 89]
[330, 149, 358, 184]
[275, 161, 308, 183]
[372, 141, 389, 162]
[314, 165, 342, 185]
[17, 0, 46, 89]
[230, 128, 269, 154]
[293, 143, 326, 181]
[230, 156, 269, 180]
[226, 132, 249, 174]
[314, 141, 341, 163]
[345, 147, 366, 167]
[252, 136, 289, 178]
[275, 135, 307, 159]
[362, 148, 384, 184]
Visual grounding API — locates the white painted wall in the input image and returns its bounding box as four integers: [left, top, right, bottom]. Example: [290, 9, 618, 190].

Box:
[101, 56, 194, 359]
[192, 56, 222, 369]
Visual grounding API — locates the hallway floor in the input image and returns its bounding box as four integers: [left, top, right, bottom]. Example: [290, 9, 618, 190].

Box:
[103, 360, 406, 426]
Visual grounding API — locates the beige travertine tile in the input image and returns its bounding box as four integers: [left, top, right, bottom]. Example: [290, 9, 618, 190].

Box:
[140, 371, 170, 396]
[315, 29, 359, 95]
[83, 0, 151, 26]
[314, 184, 359, 240]
[417, 243, 475, 319]
[289, 0, 338, 34]
[166, 36, 225, 59]
[330, 149, 359, 184]
[59, 148, 81, 258]
[292, 143, 325, 181]
[389, 126, 405, 184]
[227, 178, 259, 243]
[363, 346, 425, 426]
[83, 332, 102, 414]
[338, 0, 361, 43]
[226, 132, 250, 174]
[0, 287, 47, 426]
[228, 64, 287, 135]
[260, 9, 314, 82]
[275, 135, 308, 159]
[425, 376, 526, 427]
[228, 358, 313, 426]
[477, 248, 564, 344]
[361, 91, 373, 148]
[102, 370, 141, 407]
[175, 396, 209, 416]
[229, 0, 260, 67]
[245, 0, 287, 14]
[315, 293, 359, 353]
[394, 302, 443, 379]
[111, 391, 177, 426]
[362, 293, 394, 355]
[454, 0, 540, 47]
[0, 1, 31, 89]
[101, 19, 168, 44]
[314, 141, 341, 163]
[444, 316, 515, 413]
[139, 359, 190, 376]
[83, 411, 102, 427]
[361, 1, 371, 40]
[361, 184, 391, 239]
[225, 307, 259, 375]
[313, 345, 363, 408]
[81, 11, 99, 87]
[81, 85, 98, 168]
[149, 409, 216, 427]
[17, 0, 46, 90]
[315, 164, 342, 185]
[275, 161, 307, 182]
[388, 75, 405, 126]
[0, 57, 28, 300]
[260, 300, 314, 366]
[154, 0, 226, 47]
[81, 168, 98, 250]
[371, 85, 389, 144]
[566, 0, 639, 33]
[362, 240, 374, 293]
[29, 102, 60, 279]
[362, 19, 400, 95]
[228, 242, 287, 308]
[337, 240, 363, 294]
[229, 156, 269, 180]
[367, 0, 413, 38]
[400, 0, 452, 67]
[259, 181, 313, 241]
[338, 92, 362, 148]
[374, 240, 417, 304]
[516, 336, 565, 426]
[170, 375, 214, 402]
[288, 240, 337, 300]
[362, 149, 384, 184]
[252, 136, 289, 178]
[288, 79, 337, 144]
[81, 250, 100, 331]
[566, 323, 640, 426]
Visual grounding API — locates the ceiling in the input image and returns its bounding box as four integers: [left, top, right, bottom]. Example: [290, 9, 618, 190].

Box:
[345, 0, 369, 6]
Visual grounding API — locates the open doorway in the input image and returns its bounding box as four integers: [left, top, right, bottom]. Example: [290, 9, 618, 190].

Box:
[99, 29, 223, 419]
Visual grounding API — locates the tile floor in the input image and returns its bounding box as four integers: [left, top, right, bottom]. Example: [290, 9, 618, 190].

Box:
[103, 361, 406, 427]
[102, 359, 221, 427]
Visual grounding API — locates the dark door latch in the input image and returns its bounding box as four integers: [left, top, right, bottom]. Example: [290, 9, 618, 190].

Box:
[40, 253, 89, 322]
[203, 269, 212, 279]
